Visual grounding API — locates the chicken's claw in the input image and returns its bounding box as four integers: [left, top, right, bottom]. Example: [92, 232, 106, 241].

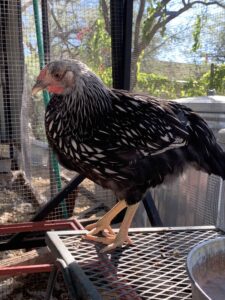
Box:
[85, 221, 115, 237]
[84, 231, 133, 253]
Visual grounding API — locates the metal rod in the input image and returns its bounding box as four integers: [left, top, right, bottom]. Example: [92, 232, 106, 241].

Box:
[33, 0, 67, 217]
[45, 265, 59, 300]
[55, 259, 79, 300]
[0, 219, 82, 234]
[122, 0, 133, 90]
[0, 1, 13, 151]
[142, 190, 163, 226]
[31, 174, 84, 221]
[0, 238, 47, 251]
[110, 0, 133, 90]
[0, 264, 52, 276]
[1, 175, 85, 250]
[110, 0, 124, 89]
[110, 1, 161, 225]
[109, 0, 129, 224]
[41, 0, 51, 64]
[40, 0, 65, 206]
[33, 0, 45, 69]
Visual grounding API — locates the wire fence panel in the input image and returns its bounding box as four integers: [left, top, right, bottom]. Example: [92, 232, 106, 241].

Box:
[0, 1, 114, 297]
[0, 0, 225, 298]
[0, 0, 224, 233]
[131, 1, 225, 227]
[0, 0, 116, 227]
[1, 0, 224, 227]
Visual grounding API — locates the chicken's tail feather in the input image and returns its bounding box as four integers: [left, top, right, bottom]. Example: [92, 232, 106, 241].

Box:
[187, 111, 225, 180]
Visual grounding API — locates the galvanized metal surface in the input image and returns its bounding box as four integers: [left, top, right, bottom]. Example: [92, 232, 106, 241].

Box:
[174, 95, 225, 114]
[149, 96, 225, 228]
[152, 170, 221, 227]
[187, 237, 225, 300]
[46, 227, 225, 300]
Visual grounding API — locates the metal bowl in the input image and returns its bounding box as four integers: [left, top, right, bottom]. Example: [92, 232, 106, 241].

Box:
[187, 237, 225, 300]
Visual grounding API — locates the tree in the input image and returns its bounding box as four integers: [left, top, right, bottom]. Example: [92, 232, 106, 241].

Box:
[203, 10, 225, 62]
[21, 0, 225, 97]
[101, 0, 225, 89]
[22, 0, 225, 90]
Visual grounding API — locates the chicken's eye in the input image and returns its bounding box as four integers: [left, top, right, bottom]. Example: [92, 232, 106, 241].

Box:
[54, 73, 61, 80]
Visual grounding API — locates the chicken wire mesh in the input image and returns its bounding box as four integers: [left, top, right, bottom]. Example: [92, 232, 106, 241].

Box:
[131, 2, 225, 228]
[0, 0, 225, 298]
[0, 1, 114, 298]
[0, 0, 116, 229]
[132, 2, 225, 96]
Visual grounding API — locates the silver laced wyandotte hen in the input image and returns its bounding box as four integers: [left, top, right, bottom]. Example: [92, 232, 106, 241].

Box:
[32, 59, 225, 252]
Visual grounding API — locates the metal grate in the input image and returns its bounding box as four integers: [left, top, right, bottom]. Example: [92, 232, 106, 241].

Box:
[46, 226, 225, 300]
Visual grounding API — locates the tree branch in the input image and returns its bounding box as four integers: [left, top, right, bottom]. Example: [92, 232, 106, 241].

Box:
[144, 0, 224, 49]
[162, 0, 225, 29]
[100, 0, 111, 35]
[133, 0, 146, 58]
[189, 0, 225, 9]
[49, 8, 74, 56]
[147, 24, 191, 55]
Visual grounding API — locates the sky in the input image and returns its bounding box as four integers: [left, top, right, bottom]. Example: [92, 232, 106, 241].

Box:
[155, 4, 225, 63]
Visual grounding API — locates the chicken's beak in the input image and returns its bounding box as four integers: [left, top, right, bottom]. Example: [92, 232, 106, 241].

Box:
[31, 81, 46, 96]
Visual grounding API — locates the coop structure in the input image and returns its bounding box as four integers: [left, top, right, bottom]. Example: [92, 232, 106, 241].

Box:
[0, 0, 225, 299]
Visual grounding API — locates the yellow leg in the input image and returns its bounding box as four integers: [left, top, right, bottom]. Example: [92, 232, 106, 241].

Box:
[100, 202, 139, 252]
[85, 199, 127, 236]
[84, 200, 140, 253]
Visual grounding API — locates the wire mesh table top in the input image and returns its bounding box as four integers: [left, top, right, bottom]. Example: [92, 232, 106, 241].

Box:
[46, 226, 224, 300]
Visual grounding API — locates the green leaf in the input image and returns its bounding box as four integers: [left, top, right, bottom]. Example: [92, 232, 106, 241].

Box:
[192, 15, 202, 52]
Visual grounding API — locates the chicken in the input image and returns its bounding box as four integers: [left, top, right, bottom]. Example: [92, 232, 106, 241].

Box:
[32, 59, 225, 252]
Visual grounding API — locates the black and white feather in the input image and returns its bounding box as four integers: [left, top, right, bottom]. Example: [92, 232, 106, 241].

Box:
[45, 59, 225, 205]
